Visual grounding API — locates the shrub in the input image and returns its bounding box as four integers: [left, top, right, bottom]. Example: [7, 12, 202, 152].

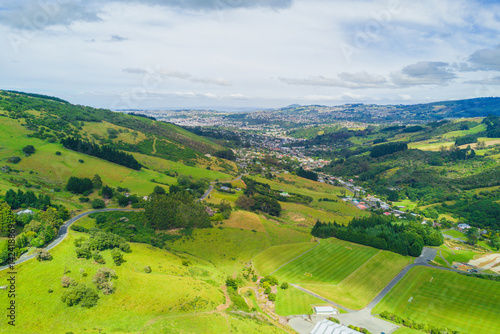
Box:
[92, 267, 117, 294]
[280, 282, 289, 290]
[22, 145, 35, 156]
[61, 276, 72, 288]
[327, 317, 340, 324]
[78, 159, 84, 163]
[55, 151, 62, 156]
[225, 277, 238, 290]
[92, 251, 106, 264]
[36, 249, 53, 261]
[111, 248, 124, 266]
[143, 266, 152, 273]
[91, 199, 105, 209]
[268, 293, 276, 301]
[119, 242, 131, 253]
[79, 197, 90, 203]
[7, 156, 21, 164]
[61, 283, 99, 308]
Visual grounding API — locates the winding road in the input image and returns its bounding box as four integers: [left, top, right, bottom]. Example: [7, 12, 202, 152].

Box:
[0, 208, 142, 272]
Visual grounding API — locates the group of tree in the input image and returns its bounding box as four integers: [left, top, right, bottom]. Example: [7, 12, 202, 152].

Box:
[311, 215, 443, 257]
[370, 142, 408, 158]
[214, 148, 236, 161]
[296, 167, 318, 181]
[61, 137, 141, 170]
[144, 190, 211, 230]
[4, 189, 53, 210]
[74, 229, 131, 265]
[0, 204, 68, 264]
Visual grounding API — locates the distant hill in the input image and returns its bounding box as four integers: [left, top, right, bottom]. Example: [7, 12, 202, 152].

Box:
[238, 97, 500, 124]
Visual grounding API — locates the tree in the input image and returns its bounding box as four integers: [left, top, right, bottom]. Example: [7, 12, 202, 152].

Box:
[235, 195, 255, 211]
[92, 174, 103, 189]
[0, 201, 16, 236]
[280, 282, 289, 290]
[91, 199, 105, 209]
[36, 249, 53, 261]
[111, 248, 124, 266]
[101, 185, 113, 199]
[66, 177, 93, 194]
[153, 185, 166, 195]
[61, 283, 99, 308]
[466, 227, 479, 246]
[22, 145, 35, 156]
[490, 235, 500, 251]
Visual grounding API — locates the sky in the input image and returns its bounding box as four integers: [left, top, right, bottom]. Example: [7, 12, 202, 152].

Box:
[1, 0, 500, 111]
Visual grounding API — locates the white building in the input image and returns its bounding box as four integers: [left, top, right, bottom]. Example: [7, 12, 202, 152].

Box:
[310, 320, 362, 334]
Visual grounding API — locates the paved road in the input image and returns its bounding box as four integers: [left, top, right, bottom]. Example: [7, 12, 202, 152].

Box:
[0, 208, 141, 272]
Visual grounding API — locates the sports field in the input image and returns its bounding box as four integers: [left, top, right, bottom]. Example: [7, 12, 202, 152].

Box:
[300, 251, 412, 309]
[373, 266, 500, 334]
[275, 285, 328, 316]
[271, 239, 379, 285]
[253, 242, 317, 277]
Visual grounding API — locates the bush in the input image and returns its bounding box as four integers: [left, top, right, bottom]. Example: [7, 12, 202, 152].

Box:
[79, 197, 90, 203]
[225, 277, 238, 290]
[36, 249, 53, 261]
[111, 248, 124, 266]
[78, 159, 84, 163]
[119, 242, 131, 253]
[327, 317, 340, 324]
[55, 151, 62, 156]
[92, 251, 106, 264]
[268, 293, 276, 301]
[22, 145, 35, 156]
[143, 266, 152, 273]
[7, 156, 21, 164]
[61, 283, 99, 308]
[91, 199, 105, 209]
[61, 276, 73, 288]
[280, 282, 289, 289]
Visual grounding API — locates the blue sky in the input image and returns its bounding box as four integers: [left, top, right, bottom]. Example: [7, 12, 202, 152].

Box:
[1, 0, 500, 110]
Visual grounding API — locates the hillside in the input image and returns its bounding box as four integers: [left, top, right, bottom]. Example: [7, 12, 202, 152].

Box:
[0, 90, 235, 171]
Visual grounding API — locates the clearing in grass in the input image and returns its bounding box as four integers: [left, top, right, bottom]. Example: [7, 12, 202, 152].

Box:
[275, 285, 327, 316]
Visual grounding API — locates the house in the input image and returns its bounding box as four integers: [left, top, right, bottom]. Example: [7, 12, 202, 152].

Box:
[313, 306, 337, 315]
[16, 209, 33, 215]
[458, 223, 471, 230]
[310, 319, 362, 334]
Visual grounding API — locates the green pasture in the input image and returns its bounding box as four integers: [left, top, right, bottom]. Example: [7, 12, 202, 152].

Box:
[0, 231, 224, 334]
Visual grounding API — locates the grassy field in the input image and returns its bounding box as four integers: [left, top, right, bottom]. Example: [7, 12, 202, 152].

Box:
[300, 251, 412, 310]
[275, 285, 328, 316]
[0, 117, 177, 196]
[373, 266, 500, 334]
[392, 199, 418, 210]
[221, 210, 267, 232]
[143, 312, 282, 333]
[169, 224, 309, 275]
[272, 239, 379, 285]
[0, 231, 225, 333]
[438, 244, 480, 264]
[253, 242, 317, 277]
[442, 229, 466, 240]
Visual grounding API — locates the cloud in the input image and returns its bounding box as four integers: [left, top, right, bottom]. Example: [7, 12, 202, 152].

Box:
[123, 67, 232, 86]
[279, 71, 387, 89]
[391, 61, 456, 86]
[109, 35, 127, 42]
[465, 76, 500, 85]
[0, 0, 292, 30]
[468, 45, 500, 71]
